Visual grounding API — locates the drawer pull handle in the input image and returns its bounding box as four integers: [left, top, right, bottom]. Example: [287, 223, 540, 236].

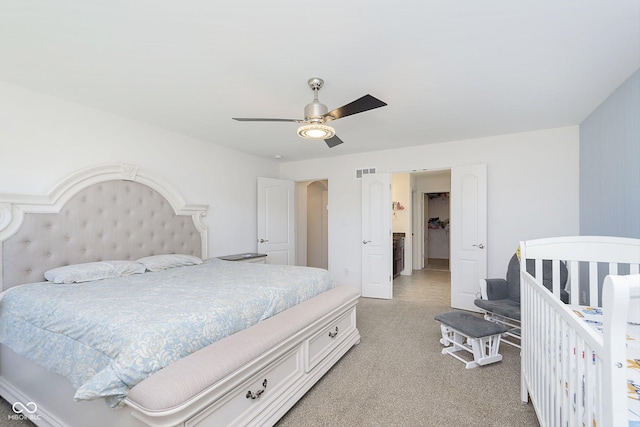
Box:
[328, 326, 339, 338]
[246, 379, 268, 400]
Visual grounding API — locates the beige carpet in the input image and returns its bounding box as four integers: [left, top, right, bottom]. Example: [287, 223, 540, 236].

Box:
[0, 269, 539, 427]
[275, 270, 539, 427]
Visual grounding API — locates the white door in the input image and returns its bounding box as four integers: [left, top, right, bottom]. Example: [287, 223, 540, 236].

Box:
[450, 164, 487, 311]
[361, 173, 392, 299]
[257, 177, 295, 265]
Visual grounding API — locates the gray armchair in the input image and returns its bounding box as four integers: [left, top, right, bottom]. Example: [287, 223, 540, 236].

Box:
[474, 253, 568, 348]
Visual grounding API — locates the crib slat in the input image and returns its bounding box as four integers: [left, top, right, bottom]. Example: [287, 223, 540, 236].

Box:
[569, 261, 580, 305]
[552, 259, 561, 300]
[588, 261, 598, 306]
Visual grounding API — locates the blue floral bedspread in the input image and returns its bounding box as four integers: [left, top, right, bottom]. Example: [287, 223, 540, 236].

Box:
[0, 259, 336, 407]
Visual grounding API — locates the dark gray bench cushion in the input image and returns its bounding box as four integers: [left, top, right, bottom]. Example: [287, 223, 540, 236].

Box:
[435, 311, 508, 338]
[473, 298, 521, 320]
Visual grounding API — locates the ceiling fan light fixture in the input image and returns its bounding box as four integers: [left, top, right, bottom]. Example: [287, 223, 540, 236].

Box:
[297, 123, 335, 140]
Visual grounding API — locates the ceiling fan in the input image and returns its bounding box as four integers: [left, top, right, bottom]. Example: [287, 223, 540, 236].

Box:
[232, 78, 387, 148]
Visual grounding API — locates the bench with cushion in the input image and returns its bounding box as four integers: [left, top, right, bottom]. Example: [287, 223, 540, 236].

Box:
[434, 311, 508, 369]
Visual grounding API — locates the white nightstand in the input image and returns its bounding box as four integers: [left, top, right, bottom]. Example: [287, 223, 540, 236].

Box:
[218, 253, 267, 264]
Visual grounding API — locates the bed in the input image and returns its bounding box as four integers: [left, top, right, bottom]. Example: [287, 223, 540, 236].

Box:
[0, 163, 361, 427]
[518, 236, 640, 427]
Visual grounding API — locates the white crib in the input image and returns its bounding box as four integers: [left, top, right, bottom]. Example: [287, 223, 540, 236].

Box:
[519, 236, 640, 427]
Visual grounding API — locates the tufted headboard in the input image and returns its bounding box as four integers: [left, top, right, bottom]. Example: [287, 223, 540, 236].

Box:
[0, 164, 208, 290]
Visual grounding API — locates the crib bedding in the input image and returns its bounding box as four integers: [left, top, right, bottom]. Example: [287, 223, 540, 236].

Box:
[0, 258, 337, 407]
[572, 306, 640, 425]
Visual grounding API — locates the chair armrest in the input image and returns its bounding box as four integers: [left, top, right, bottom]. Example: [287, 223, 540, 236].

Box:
[479, 278, 510, 300]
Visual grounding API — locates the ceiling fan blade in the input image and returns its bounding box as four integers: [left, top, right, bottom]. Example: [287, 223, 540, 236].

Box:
[232, 118, 303, 122]
[325, 135, 344, 148]
[323, 94, 387, 121]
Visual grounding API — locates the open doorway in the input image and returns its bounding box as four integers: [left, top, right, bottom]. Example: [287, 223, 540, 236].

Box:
[392, 169, 451, 273]
[391, 169, 451, 301]
[296, 180, 328, 268]
[424, 192, 450, 271]
[412, 169, 451, 271]
[362, 164, 485, 310]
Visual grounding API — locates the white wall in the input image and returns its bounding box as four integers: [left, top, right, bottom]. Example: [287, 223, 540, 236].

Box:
[307, 181, 328, 269]
[279, 126, 580, 290]
[414, 170, 451, 194]
[0, 82, 280, 257]
[295, 182, 309, 266]
[392, 173, 412, 274]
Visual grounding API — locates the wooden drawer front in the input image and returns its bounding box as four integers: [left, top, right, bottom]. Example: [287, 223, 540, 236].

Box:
[305, 308, 356, 372]
[186, 345, 304, 427]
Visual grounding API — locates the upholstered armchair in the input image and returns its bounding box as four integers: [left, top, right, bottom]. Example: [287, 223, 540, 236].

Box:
[474, 253, 568, 347]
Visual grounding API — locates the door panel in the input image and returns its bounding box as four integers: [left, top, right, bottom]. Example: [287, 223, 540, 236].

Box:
[361, 173, 392, 299]
[257, 177, 295, 265]
[450, 164, 487, 311]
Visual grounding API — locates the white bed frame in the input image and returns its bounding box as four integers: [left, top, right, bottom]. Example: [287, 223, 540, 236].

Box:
[0, 164, 361, 427]
[519, 236, 640, 427]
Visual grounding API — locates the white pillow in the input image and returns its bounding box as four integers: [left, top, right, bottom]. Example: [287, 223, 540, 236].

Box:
[44, 260, 146, 284]
[136, 254, 202, 272]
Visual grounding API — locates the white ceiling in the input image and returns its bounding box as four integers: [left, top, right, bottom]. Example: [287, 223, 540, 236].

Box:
[1, 1, 638, 162]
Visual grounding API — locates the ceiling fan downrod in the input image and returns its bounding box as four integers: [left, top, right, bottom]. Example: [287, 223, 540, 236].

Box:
[304, 78, 328, 122]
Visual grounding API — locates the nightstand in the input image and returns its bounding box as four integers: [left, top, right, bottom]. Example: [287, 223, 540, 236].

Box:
[218, 253, 267, 264]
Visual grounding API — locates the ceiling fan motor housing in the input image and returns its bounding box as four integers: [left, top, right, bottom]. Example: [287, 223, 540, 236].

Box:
[304, 77, 329, 122]
[304, 100, 328, 122]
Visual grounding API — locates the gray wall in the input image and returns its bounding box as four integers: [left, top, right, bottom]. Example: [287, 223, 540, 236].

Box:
[579, 69, 640, 238]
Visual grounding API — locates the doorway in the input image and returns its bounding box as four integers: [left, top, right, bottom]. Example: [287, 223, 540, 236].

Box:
[391, 170, 451, 294]
[424, 192, 450, 271]
[296, 180, 328, 268]
[403, 169, 452, 272]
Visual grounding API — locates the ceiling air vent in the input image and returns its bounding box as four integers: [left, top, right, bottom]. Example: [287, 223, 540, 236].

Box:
[355, 167, 376, 179]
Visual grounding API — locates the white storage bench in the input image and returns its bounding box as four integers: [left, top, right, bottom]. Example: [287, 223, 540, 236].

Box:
[435, 311, 508, 369]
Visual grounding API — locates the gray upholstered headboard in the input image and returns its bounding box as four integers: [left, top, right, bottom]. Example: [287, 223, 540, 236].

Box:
[0, 164, 208, 290]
